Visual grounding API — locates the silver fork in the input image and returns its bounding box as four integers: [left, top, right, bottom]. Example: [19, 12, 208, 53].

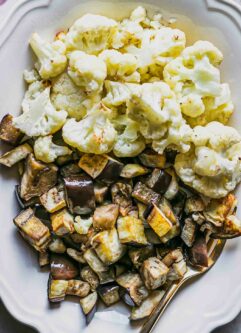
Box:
[140, 239, 226, 333]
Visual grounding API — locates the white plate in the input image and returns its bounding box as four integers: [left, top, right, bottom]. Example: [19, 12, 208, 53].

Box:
[0, 0, 241, 332]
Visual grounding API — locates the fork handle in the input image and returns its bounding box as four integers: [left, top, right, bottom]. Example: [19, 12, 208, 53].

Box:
[140, 280, 185, 333]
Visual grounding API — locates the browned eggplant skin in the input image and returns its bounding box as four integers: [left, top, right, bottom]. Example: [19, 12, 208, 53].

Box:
[145, 168, 172, 194]
[96, 157, 124, 184]
[97, 283, 120, 306]
[132, 182, 160, 205]
[0, 114, 23, 145]
[187, 233, 208, 267]
[64, 174, 95, 214]
[50, 254, 79, 280]
[20, 154, 58, 201]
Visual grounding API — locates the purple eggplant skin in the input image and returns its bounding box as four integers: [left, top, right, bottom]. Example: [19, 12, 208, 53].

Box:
[97, 283, 120, 306]
[64, 175, 95, 215]
[165, 149, 178, 165]
[187, 233, 208, 267]
[171, 189, 187, 218]
[119, 287, 135, 307]
[86, 304, 97, 325]
[97, 157, 124, 184]
[15, 185, 39, 209]
[50, 254, 79, 280]
[145, 169, 172, 194]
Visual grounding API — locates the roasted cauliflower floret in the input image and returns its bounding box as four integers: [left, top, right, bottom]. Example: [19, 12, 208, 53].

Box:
[51, 73, 100, 120]
[125, 27, 186, 80]
[34, 135, 72, 163]
[175, 122, 241, 198]
[65, 14, 118, 54]
[30, 33, 67, 79]
[127, 82, 192, 153]
[102, 81, 139, 107]
[62, 105, 117, 154]
[164, 41, 233, 126]
[68, 51, 107, 94]
[112, 115, 145, 157]
[100, 50, 140, 83]
[13, 87, 67, 137]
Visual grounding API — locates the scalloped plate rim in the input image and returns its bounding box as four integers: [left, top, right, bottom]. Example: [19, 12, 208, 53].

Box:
[0, 0, 241, 332]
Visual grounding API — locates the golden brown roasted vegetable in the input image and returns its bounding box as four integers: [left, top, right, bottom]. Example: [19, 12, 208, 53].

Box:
[78, 153, 108, 178]
[116, 272, 149, 306]
[111, 181, 133, 216]
[13, 207, 51, 252]
[0, 143, 32, 167]
[117, 216, 147, 246]
[120, 164, 149, 178]
[0, 114, 23, 145]
[66, 280, 90, 297]
[80, 291, 98, 324]
[20, 154, 58, 201]
[139, 149, 166, 168]
[40, 186, 66, 213]
[130, 290, 165, 320]
[146, 204, 173, 238]
[93, 204, 119, 230]
[92, 228, 126, 265]
[141, 257, 169, 290]
[51, 209, 75, 236]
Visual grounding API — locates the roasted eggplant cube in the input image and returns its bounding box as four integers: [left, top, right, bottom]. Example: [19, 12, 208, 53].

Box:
[130, 290, 165, 320]
[48, 276, 68, 303]
[146, 169, 172, 194]
[0, 143, 32, 167]
[185, 196, 205, 215]
[15, 185, 39, 209]
[66, 280, 90, 297]
[78, 154, 108, 178]
[74, 216, 93, 235]
[83, 249, 109, 275]
[132, 182, 160, 205]
[60, 163, 81, 178]
[159, 223, 181, 243]
[167, 259, 187, 281]
[141, 257, 169, 290]
[20, 154, 58, 201]
[128, 245, 155, 269]
[0, 114, 23, 145]
[51, 209, 74, 236]
[146, 204, 173, 238]
[92, 228, 126, 265]
[181, 218, 197, 247]
[111, 181, 133, 216]
[171, 189, 187, 218]
[158, 198, 178, 225]
[64, 175, 95, 215]
[40, 187, 66, 213]
[120, 164, 149, 178]
[116, 272, 149, 306]
[145, 229, 162, 245]
[49, 238, 66, 253]
[117, 216, 147, 246]
[13, 208, 51, 252]
[67, 248, 86, 263]
[94, 183, 109, 204]
[96, 156, 124, 184]
[211, 215, 241, 239]
[93, 204, 119, 230]
[80, 291, 98, 324]
[204, 193, 237, 227]
[188, 233, 208, 267]
[165, 148, 178, 165]
[164, 170, 179, 200]
[97, 283, 120, 306]
[139, 149, 166, 168]
[162, 249, 184, 267]
[50, 254, 79, 280]
[38, 251, 50, 267]
[80, 266, 100, 290]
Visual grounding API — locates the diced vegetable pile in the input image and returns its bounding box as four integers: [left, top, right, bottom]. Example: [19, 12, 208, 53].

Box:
[0, 115, 240, 323]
